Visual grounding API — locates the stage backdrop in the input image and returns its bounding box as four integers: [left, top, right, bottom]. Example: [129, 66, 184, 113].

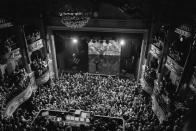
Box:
[88, 40, 121, 75]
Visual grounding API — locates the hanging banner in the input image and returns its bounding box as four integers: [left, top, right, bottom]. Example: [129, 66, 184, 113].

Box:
[4, 83, 32, 117]
[165, 56, 183, 75]
[28, 39, 43, 52]
[149, 44, 161, 58]
[8, 48, 22, 60]
[175, 24, 192, 38]
[0, 18, 13, 29]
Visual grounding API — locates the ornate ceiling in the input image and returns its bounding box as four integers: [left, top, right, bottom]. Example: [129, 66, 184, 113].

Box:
[0, 0, 195, 22]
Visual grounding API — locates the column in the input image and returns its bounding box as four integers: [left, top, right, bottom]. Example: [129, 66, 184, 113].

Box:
[39, 17, 48, 58]
[47, 29, 58, 79]
[137, 31, 148, 82]
[17, 25, 32, 73]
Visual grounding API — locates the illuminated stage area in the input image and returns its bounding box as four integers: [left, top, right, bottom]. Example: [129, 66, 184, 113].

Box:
[54, 31, 142, 77]
[88, 39, 121, 75]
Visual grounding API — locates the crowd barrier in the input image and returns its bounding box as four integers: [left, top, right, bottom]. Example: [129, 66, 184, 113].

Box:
[32, 109, 125, 131]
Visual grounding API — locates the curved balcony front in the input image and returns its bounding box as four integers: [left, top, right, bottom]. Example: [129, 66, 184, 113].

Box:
[4, 72, 37, 117]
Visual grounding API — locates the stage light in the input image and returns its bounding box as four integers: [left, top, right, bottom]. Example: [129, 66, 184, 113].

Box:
[120, 39, 125, 46]
[72, 38, 78, 44]
[180, 36, 183, 42]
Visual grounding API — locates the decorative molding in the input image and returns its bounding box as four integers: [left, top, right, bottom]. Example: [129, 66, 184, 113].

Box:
[47, 17, 147, 29]
[175, 28, 191, 38]
[36, 70, 50, 85]
[165, 56, 183, 75]
[48, 26, 148, 33]
[149, 44, 161, 58]
[175, 24, 192, 38]
[4, 72, 36, 117]
[8, 48, 22, 60]
[28, 39, 43, 52]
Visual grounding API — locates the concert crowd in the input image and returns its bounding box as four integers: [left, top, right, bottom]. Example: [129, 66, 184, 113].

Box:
[31, 57, 48, 79]
[0, 72, 191, 131]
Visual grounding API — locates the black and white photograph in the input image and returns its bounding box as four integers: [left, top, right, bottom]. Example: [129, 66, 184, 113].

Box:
[0, 0, 196, 131]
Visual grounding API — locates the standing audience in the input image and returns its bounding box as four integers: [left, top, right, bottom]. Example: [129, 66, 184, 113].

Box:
[0, 72, 191, 131]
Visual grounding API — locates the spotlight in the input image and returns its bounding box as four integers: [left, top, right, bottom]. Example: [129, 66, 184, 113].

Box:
[120, 39, 125, 46]
[72, 38, 78, 44]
